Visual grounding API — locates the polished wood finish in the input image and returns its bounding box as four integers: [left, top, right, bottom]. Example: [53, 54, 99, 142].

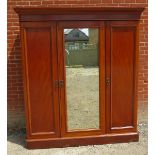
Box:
[15, 7, 143, 149]
[26, 132, 139, 149]
[21, 22, 60, 139]
[106, 21, 139, 133]
[15, 7, 144, 22]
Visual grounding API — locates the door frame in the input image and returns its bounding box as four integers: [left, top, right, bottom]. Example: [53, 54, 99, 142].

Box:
[105, 21, 139, 134]
[20, 21, 61, 139]
[57, 21, 106, 137]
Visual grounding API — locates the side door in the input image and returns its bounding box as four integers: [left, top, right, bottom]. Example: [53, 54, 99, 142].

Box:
[105, 21, 139, 133]
[21, 22, 60, 139]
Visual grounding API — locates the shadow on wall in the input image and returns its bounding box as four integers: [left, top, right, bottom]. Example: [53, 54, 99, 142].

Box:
[7, 34, 26, 129]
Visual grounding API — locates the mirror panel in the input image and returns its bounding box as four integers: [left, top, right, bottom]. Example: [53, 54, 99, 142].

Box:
[64, 28, 99, 130]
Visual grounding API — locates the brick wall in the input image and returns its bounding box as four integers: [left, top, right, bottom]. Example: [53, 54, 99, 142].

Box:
[7, 0, 148, 128]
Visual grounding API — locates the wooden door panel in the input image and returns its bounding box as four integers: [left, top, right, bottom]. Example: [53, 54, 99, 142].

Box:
[111, 28, 135, 128]
[22, 22, 60, 138]
[106, 21, 138, 133]
[57, 21, 106, 137]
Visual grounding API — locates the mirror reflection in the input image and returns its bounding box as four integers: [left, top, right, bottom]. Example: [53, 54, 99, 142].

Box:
[64, 28, 99, 130]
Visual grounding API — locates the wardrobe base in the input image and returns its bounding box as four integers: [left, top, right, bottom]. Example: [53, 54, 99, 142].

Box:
[26, 132, 139, 149]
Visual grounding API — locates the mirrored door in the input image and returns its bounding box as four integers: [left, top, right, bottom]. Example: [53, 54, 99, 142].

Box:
[65, 28, 99, 131]
[58, 21, 105, 137]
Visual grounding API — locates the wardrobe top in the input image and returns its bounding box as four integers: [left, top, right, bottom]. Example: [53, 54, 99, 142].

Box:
[14, 7, 144, 21]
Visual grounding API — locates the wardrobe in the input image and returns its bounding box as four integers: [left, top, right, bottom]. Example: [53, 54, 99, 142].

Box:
[15, 7, 144, 149]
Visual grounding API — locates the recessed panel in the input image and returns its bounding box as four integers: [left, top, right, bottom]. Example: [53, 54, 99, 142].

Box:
[26, 28, 55, 134]
[111, 28, 135, 128]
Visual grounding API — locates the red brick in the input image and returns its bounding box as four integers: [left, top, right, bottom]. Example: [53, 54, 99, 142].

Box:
[113, 0, 125, 3]
[136, 0, 147, 3]
[8, 1, 17, 5]
[90, 0, 102, 3]
[42, 1, 54, 5]
[102, 0, 112, 3]
[30, 1, 41, 5]
[16, 1, 30, 5]
[65, 0, 89, 4]
[124, 0, 135, 2]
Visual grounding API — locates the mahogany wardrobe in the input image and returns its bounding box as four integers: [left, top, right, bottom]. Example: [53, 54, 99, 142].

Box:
[15, 7, 144, 149]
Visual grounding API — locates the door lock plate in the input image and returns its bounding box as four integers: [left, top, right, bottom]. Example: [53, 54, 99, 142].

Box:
[55, 80, 64, 88]
[106, 78, 111, 86]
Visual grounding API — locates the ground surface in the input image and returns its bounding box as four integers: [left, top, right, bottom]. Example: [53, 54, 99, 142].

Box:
[8, 68, 148, 155]
[66, 68, 99, 130]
